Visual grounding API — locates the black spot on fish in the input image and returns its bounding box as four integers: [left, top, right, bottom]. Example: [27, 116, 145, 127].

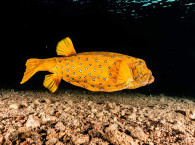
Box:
[66, 75, 69, 77]
[86, 58, 88, 61]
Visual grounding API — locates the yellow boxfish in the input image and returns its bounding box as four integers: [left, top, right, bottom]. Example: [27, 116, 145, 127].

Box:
[20, 37, 154, 93]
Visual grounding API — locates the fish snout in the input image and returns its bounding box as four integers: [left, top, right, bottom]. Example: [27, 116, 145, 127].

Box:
[148, 75, 155, 85]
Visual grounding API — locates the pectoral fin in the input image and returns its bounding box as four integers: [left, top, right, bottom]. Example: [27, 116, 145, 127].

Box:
[56, 37, 76, 56]
[43, 74, 61, 93]
[116, 59, 134, 85]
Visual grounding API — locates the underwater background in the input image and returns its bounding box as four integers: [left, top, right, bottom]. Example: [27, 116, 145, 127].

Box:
[2, 0, 195, 96]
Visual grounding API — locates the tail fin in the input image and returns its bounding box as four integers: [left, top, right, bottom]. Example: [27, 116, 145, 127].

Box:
[20, 58, 42, 84]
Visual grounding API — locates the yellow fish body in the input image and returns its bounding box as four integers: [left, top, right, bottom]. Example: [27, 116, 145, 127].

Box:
[21, 37, 154, 93]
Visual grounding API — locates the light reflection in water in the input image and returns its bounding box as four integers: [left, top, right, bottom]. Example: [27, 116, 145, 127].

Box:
[38, 0, 195, 19]
[106, 0, 195, 19]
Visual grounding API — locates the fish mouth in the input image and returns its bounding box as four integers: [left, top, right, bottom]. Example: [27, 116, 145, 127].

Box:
[147, 75, 155, 85]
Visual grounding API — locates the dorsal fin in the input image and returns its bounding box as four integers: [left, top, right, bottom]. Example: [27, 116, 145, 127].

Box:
[116, 59, 134, 85]
[56, 37, 76, 56]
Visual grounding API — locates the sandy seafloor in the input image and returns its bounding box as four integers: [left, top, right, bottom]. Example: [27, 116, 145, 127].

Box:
[0, 89, 194, 145]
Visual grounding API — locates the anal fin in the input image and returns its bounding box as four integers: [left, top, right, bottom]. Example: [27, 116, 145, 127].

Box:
[43, 74, 61, 93]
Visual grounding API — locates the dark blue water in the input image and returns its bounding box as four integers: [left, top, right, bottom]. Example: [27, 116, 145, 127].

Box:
[2, 0, 195, 96]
